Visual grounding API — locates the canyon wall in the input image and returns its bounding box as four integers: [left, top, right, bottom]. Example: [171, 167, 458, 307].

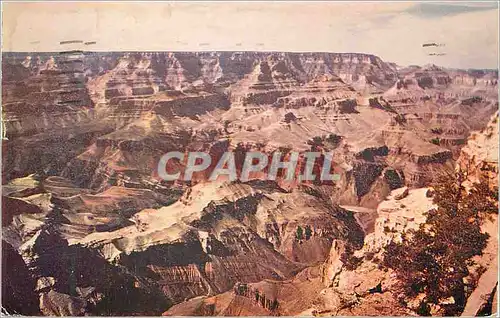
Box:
[2, 51, 497, 315]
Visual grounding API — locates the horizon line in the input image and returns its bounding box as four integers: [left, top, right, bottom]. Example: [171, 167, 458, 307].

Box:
[3, 50, 499, 71]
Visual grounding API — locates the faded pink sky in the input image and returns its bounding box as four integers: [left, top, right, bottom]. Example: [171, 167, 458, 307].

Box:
[2, 1, 498, 68]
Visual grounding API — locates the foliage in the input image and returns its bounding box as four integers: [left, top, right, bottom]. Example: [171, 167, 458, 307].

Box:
[461, 96, 483, 106]
[383, 170, 497, 315]
[416, 301, 431, 316]
[296, 226, 304, 241]
[326, 133, 342, 147]
[340, 244, 363, 271]
[431, 127, 443, 134]
[304, 225, 313, 240]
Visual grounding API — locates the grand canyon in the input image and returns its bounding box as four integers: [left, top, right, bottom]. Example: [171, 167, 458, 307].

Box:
[1, 48, 498, 316]
[1, 3, 499, 318]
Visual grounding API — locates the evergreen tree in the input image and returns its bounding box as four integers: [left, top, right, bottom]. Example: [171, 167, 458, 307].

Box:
[304, 225, 313, 240]
[296, 226, 304, 241]
[271, 299, 279, 311]
[383, 171, 496, 315]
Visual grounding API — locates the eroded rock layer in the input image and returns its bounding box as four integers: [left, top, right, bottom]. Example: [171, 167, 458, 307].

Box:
[2, 51, 497, 315]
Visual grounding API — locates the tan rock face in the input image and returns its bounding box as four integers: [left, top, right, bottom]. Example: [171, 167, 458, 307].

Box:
[71, 182, 363, 303]
[458, 111, 499, 189]
[321, 240, 346, 287]
[2, 51, 497, 315]
[307, 187, 435, 315]
[361, 187, 435, 254]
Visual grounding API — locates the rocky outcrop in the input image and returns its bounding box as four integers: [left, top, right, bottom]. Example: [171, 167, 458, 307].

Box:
[307, 109, 498, 316]
[165, 266, 325, 316]
[361, 187, 435, 254]
[20, 229, 172, 315]
[1, 52, 115, 182]
[458, 111, 499, 189]
[63, 182, 362, 305]
[289, 187, 437, 316]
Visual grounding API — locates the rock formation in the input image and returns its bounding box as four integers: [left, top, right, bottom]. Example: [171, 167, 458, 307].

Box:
[2, 51, 497, 316]
[458, 111, 499, 189]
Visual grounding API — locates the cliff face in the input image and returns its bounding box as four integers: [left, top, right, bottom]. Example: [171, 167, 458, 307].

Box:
[76, 182, 362, 299]
[2, 51, 497, 315]
[2, 52, 112, 182]
[3, 179, 363, 315]
[458, 111, 499, 189]
[4, 52, 495, 195]
[383, 65, 498, 161]
[306, 113, 499, 317]
[457, 111, 499, 316]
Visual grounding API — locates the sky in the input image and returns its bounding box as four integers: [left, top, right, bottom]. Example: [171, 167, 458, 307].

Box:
[2, 1, 499, 69]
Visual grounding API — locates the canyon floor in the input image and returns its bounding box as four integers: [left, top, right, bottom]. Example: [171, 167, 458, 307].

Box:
[1, 51, 498, 316]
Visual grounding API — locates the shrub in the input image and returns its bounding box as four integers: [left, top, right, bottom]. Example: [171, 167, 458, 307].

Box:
[383, 226, 395, 234]
[430, 138, 440, 145]
[296, 226, 304, 241]
[340, 244, 363, 271]
[416, 301, 431, 316]
[383, 171, 496, 315]
[326, 134, 342, 147]
[304, 225, 313, 240]
[431, 127, 443, 134]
